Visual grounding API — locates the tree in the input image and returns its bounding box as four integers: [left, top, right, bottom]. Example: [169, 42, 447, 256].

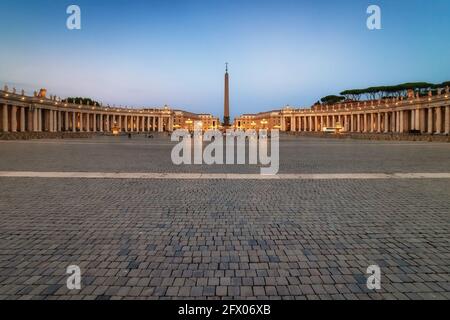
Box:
[63, 97, 101, 106]
[320, 95, 345, 104]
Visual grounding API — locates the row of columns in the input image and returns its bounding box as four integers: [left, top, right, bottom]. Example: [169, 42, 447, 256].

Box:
[286, 106, 450, 134]
[0, 104, 172, 133]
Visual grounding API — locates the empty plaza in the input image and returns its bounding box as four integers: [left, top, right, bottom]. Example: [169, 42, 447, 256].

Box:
[0, 134, 449, 300]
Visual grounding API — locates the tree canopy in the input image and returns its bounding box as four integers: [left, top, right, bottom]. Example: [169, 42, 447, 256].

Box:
[336, 81, 449, 101]
[63, 97, 101, 106]
[320, 95, 345, 104]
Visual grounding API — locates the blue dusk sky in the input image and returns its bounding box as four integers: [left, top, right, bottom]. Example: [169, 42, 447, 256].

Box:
[0, 0, 449, 119]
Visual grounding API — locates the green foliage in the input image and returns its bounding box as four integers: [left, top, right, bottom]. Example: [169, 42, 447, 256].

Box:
[320, 95, 345, 104]
[63, 97, 100, 106]
[437, 81, 450, 87]
[338, 82, 447, 101]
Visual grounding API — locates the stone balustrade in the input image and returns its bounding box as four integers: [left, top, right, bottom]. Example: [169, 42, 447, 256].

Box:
[279, 91, 450, 135]
[0, 88, 175, 133]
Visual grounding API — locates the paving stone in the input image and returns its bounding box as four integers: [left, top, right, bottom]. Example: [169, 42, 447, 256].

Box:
[0, 136, 449, 300]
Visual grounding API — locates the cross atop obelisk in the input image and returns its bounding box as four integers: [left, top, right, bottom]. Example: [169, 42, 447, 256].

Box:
[223, 62, 230, 127]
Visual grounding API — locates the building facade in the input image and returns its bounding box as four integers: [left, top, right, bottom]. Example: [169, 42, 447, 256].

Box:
[234, 89, 450, 135]
[234, 110, 281, 130]
[172, 110, 220, 131]
[0, 86, 218, 133]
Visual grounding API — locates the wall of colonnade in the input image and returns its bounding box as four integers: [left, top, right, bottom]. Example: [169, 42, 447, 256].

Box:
[281, 90, 450, 135]
[0, 89, 174, 133]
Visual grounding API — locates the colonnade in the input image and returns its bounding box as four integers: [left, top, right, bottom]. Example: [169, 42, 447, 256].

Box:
[0, 89, 174, 133]
[282, 93, 450, 135]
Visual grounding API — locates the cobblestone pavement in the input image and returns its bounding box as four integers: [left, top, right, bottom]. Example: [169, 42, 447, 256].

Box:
[0, 135, 449, 300]
[0, 134, 449, 173]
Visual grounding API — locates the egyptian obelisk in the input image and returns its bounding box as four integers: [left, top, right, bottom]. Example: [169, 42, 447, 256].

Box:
[223, 63, 230, 127]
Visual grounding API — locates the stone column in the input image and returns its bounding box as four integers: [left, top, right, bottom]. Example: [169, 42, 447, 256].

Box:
[56, 111, 61, 132]
[50, 110, 54, 132]
[377, 112, 381, 133]
[363, 113, 367, 132]
[129, 116, 133, 132]
[33, 108, 38, 132]
[80, 112, 83, 131]
[415, 108, 420, 131]
[65, 112, 69, 131]
[47, 110, 53, 132]
[389, 112, 394, 132]
[158, 116, 163, 132]
[445, 106, 450, 135]
[55, 111, 58, 131]
[399, 111, 404, 133]
[72, 112, 76, 132]
[384, 112, 389, 133]
[20, 107, 25, 132]
[394, 111, 398, 132]
[419, 108, 426, 133]
[290, 116, 295, 132]
[147, 116, 151, 131]
[55, 111, 62, 132]
[28, 108, 33, 132]
[86, 113, 90, 132]
[118, 115, 122, 131]
[11, 106, 17, 132]
[427, 108, 433, 134]
[435, 107, 441, 134]
[38, 109, 42, 132]
[124, 116, 128, 132]
[78, 112, 83, 132]
[1, 104, 8, 132]
[152, 116, 156, 132]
